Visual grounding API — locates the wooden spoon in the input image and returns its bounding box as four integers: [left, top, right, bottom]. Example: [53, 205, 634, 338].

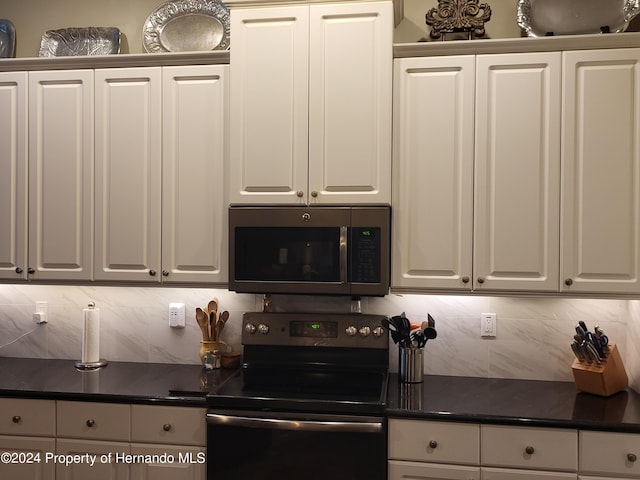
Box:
[218, 310, 229, 336]
[207, 298, 218, 339]
[195, 307, 210, 341]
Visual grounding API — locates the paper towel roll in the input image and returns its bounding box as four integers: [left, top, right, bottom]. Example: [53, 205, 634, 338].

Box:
[82, 306, 100, 364]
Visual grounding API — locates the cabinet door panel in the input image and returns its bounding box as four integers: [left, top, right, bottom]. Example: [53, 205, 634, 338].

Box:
[562, 48, 640, 293]
[0, 436, 55, 480]
[130, 444, 205, 480]
[56, 439, 130, 480]
[0, 72, 27, 280]
[162, 65, 228, 283]
[482, 468, 577, 479]
[389, 460, 480, 480]
[229, 6, 309, 204]
[475, 52, 561, 292]
[95, 67, 162, 281]
[29, 70, 94, 280]
[392, 56, 474, 290]
[308, 1, 392, 204]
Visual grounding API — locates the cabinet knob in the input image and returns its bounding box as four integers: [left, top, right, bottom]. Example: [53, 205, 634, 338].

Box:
[28, 268, 35, 274]
[12, 415, 21, 424]
[477, 277, 485, 284]
[162, 270, 169, 277]
[311, 191, 318, 198]
[86, 419, 95, 428]
[428, 440, 438, 449]
[149, 270, 157, 277]
[564, 278, 573, 286]
[628, 453, 637, 463]
[15, 267, 23, 274]
[525, 446, 535, 455]
[296, 191, 304, 198]
[163, 423, 172, 432]
[461, 276, 470, 284]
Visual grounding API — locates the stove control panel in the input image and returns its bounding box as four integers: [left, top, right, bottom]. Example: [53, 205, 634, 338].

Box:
[242, 312, 388, 349]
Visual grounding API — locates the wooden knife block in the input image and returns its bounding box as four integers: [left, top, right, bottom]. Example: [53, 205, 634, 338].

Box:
[572, 343, 628, 397]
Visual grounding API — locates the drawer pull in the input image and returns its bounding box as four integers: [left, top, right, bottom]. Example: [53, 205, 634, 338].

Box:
[12, 415, 21, 424]
[163, 423, 172, 432]
[628, 453, 637, 463]
[86, 419, 95, 428]
[525, 446, 535, 455]
[428, 440, 438, 449]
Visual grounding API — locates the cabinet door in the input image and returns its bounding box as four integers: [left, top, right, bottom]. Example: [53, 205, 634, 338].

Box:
[229, 5, 309, 204]
[162, 65, 228, 284]
[95, 67, 162, 282]
[308, 0, 392, 204]
[29, 70, 94, 281]
[130, 444, 205, 480]
[474, 52, 561, 292]
[0, 436, 55, 480]
[0, 72, 27, 281]
[389, 460, 480, 480]
[392, 56, 475, 290]
[562, 48, 640, 294]
[56, 439, 130, 480]
[482, 468, 577, 479]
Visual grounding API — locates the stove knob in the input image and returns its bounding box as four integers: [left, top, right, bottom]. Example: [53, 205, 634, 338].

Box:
[345, 326, 357, 336]
[372, 326, 385, 337]
[258, 323, 270, 335]
[245, 323, 257, 334]
[359, 326, 371, 337]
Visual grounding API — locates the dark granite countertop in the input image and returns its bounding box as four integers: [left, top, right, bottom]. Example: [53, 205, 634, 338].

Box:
[0, 357, 236, 407]
[387, 374, 640, 433]
[3, 358, 640, 433]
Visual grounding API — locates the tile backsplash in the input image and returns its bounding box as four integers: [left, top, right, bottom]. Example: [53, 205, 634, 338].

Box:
[0, 284, 638, 391]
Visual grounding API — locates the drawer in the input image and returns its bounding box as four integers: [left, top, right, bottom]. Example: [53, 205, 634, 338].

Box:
[131, 405, 206, 446]
[57, 401, 131, 442]
[388, 419, 480, 465]
[0, 398, 56, 437]
[481, 425, 577, 472]
[580, 430, 640, 477]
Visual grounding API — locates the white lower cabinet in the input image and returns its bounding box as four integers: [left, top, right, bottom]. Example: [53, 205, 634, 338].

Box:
[579, 431, 640, 478]
[389, 460, 480, 479]
[0, 398, 56, 480]
[389, 420, 584, 480]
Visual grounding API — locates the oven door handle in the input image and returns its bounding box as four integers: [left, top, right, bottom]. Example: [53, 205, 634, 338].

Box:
[206, 413, 382, 433]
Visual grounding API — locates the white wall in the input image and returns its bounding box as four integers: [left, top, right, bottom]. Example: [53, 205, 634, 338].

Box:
[0, 284, 635, 389]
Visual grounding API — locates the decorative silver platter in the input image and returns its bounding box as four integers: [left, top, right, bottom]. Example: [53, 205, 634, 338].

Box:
[0, 19, 16, 58]
[38, 27, 121, 57]
[143, 0, 230, 53]
[518, 0, 640, 37]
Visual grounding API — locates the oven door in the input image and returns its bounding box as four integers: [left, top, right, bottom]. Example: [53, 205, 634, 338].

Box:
[206, 410, 386, 480]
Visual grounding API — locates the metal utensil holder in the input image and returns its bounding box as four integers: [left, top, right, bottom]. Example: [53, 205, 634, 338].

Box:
[399, 346, 424, 383]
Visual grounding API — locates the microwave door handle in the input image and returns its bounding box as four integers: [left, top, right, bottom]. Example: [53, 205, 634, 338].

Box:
[340, 226, 348, 284]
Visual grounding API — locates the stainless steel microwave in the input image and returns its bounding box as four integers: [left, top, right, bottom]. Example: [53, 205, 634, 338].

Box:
[228, 206, 390, 296]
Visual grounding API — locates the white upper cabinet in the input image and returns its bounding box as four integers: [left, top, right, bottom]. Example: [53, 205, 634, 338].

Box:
[562, 48, 640, 294]
[94, 67, 162, 282]
[28, 70, 94, 281]
[0, 72, 28, 281]
[474, 52, 561, 292]
[229, 1, 392, 205]
[307, 2, 392, 204]
[161, 65, 229, 284]
[392, 55, 475, 290]
[392, 52, 561, 293]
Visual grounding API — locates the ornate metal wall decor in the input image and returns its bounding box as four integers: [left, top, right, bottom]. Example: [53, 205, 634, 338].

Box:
[426, 0, 492, 40]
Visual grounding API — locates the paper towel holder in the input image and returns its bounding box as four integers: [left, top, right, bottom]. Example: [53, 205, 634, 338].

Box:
[75, 302, 108, 371]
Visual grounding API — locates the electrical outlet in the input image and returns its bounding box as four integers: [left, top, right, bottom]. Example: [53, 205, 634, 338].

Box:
[481, 313, 496, 337]
[34, 301, 48, 324]
[169, 303, 186, 328]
